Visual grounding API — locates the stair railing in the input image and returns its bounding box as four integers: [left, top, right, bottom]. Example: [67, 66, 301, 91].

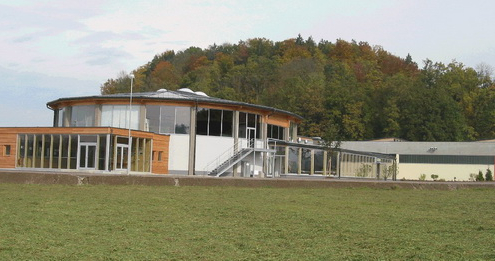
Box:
[203, 138, 254, 175]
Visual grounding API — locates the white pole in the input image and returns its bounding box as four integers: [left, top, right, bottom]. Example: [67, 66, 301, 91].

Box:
[127, 73, 134, 175]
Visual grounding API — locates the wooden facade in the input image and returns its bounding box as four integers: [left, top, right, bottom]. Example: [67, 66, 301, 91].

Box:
[0, 127, 170, 174]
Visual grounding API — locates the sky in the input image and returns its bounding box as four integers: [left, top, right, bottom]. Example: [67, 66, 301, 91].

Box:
[1, 0, 494, 126]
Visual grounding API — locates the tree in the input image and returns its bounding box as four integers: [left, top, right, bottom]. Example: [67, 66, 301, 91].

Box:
[485, 168, 493, 181]
[477, 170, 485, 181]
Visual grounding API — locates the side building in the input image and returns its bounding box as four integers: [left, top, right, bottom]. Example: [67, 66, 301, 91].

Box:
[340, 140, 495, 181]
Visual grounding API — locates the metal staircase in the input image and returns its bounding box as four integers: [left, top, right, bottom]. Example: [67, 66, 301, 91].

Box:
[204, 139, 254, 177]
[208, 148, 253, 177]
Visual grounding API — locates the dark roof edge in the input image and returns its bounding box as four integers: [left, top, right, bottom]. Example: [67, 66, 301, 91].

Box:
[47, 93, 304, 120]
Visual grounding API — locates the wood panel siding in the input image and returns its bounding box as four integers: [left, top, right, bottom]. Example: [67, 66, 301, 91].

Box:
[151, 133, 170, 174]
[0, 133, 17, 168]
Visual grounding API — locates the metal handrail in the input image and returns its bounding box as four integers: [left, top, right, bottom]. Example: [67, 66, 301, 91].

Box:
[203, 138, 254, 174]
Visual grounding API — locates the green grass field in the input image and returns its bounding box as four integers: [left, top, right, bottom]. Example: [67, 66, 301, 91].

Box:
[0, 183, 494, 260]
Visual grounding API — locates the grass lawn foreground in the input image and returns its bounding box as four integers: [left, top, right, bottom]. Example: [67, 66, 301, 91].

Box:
[0, 183, 494, 260]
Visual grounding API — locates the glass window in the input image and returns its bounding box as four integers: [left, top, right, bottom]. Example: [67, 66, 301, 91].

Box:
[301, 148, 311, 174]
[4, 145, 11, 156]
[175, 107, 190, 134]
[239, 112, 247, 138]
[160, 106, 175, 134]
[288, 147, 299, 174]
[209, 109, 222, 136]
[222, 110, 233, 137]
[196, 108, 209, 135]
[71, 105, 95, 127]
[268, 124, 285, 140]
[314, 150, 324, 173]
[101, 105, 139, 129]
[146, 105, 160, 133]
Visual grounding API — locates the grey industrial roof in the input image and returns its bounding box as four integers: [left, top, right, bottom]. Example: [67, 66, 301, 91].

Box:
[47, 89, 303, 120]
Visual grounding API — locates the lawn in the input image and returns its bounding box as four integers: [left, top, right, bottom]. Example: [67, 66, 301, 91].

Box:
[0, 183, 494, 260]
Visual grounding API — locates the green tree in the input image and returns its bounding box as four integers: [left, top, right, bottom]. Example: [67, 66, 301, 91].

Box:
[485, 168, 493, 181]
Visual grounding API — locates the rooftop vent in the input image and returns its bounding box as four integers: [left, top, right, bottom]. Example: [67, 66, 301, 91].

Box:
[178, 88, 194, 93]
[157, 88, 167, 92]
[195, 91, 208, 97]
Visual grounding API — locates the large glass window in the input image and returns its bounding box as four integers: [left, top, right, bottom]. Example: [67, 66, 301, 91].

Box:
[101, 105, 139, 130]
[146, 105, 160, 133]
[301, 148, 311, 174]
[160, 106, 175, 134]
[209, 109, 222, 136]
[175, 107, 190, 134]
[268, 124, 285, 140]
[71, 105, 95, 127]
[196, 108, 233, 137]
[222, 111, 233, 137]
[196, 108, 209, 135]
[238, 112, 260, 139]
[314, 150, 324, 173]
[145, 105, 190, 134]
[288, 147, 299, 174]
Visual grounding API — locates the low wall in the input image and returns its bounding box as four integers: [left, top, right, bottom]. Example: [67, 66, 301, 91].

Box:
[1, 170, 494, 190]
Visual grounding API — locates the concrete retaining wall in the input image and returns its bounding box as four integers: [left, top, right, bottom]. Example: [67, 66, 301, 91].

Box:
[1, 170, 494, 190]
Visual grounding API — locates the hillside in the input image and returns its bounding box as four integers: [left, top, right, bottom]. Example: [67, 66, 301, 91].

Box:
[100, 35, 495, 141]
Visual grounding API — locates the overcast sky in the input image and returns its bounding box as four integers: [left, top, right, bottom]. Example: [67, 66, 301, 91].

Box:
[1, 0, 494, 126]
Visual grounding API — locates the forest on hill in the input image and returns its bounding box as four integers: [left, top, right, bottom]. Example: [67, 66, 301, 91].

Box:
[101, 35, 495, 142]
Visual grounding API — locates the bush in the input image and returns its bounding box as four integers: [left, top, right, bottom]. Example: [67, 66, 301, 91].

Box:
[476, 171, 485, 182]
[431, 174, 439, 181]
[485, 169, 493, 181]
[419, 174, 426, 181]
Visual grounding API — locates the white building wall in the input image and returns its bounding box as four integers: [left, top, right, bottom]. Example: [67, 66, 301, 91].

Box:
[168, 134, 190, 174]
[196, 136, 235, 173]
[397, 163, 494, 181]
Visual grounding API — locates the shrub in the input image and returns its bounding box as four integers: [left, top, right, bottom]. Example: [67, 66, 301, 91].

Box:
[485, 169, 493, 181]
[419, 174, 426, 181]
[476, 170, 485, 182]
[431, 174, 439, 181]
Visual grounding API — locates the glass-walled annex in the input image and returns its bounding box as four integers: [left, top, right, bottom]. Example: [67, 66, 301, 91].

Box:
[16, 133, 152, 172]
[272, 144, 328, 176]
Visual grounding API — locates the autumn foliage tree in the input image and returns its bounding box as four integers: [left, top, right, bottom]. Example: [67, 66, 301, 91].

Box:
[100, 36, 494, 141]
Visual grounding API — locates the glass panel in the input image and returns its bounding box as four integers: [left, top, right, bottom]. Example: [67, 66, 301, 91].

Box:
[101, 105, 113, 127]
[101, 105, 139, 129]
[98, 135, 107, 170]
[222, 110, 233, 137]
[314, 150, 324, 173]
[80, 145, 87, 168]
[301, 149, 311, 174]
[43, 135, 51, 168]
[288, 147, 299, 173]
[80, 135, 97, 142]
[248, 113, 256, 128]
[146, 105, 160, 133]
[209, 109, 222, 136]
[71, 105, 95, 127]
[18, 135, 26, 167]
[196, 108, 208, 135]
[175, 107, 190, 134]
[69, 135, 78, 169]
[239, 112, 247, 138]
[87, 145, 96, 168]
[160, 106, 175, 134]
[60, 135, 68, 169]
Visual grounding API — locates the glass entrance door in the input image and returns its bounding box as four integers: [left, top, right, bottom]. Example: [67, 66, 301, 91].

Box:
[78, 143, 97, 169]
[115, 144, 129, 170]
[247, 127, 256, 148]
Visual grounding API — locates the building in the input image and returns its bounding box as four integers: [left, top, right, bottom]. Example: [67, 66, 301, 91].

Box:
[3, 88, 488, 181]
[0, 88, 335, 178]
[340, 140, 495, 181]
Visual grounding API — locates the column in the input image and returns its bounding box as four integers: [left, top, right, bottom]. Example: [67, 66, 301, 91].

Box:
[188, 106, 197, 176]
